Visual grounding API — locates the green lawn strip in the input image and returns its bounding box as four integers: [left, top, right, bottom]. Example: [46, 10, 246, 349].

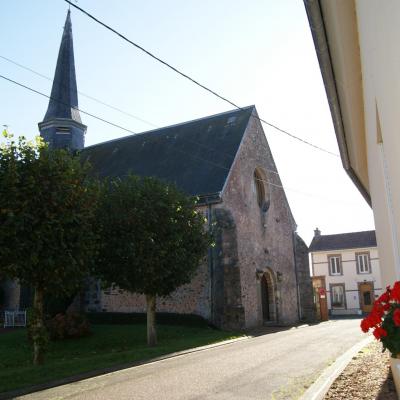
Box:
[0, 324, 241, 393]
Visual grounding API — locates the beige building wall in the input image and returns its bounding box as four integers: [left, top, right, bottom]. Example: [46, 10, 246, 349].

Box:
[355, 0, 400, 286]
[304, 0, 400, 289]
[312, 247, 382, 314]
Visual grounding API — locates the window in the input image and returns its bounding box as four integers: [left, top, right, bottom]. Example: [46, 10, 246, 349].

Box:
[357, 252, 371, 274]
[328, 255, 341, 275]
[254, 169, 265, 208]
[331, 284, 345, 309]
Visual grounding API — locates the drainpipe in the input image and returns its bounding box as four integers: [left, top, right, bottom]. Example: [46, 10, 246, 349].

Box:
[292, 231, 302, 321]
[207, 203, 214, 324]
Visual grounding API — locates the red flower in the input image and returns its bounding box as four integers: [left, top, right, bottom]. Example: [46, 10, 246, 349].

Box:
[373, 302, 385, 317]
[393, 308, 400, 326]
[373, 326, 388, 340]
[383, 303, 391, 311]
[360, 318, 370, 333]
[390, 281, 400, 302]
[367, 310, 382, 327]
[378, 291, 390, 304]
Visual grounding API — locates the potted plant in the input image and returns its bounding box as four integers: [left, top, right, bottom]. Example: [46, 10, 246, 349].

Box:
[360, 281, 400, 394]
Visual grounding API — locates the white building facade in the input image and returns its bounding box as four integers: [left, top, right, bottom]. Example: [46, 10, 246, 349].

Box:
[310, 229, 382, 315]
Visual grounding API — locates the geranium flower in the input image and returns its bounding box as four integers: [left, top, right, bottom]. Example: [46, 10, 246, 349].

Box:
[361, 281, 400, 357]
[390, 281, 400, 302]
[373, 326, 388, 340]
[360, 318, 370, 333]
[377, 291, 390, 304]
[368, 311, 383, 327]
[393, 308, 400, 326]
[373, 302, 385, 317]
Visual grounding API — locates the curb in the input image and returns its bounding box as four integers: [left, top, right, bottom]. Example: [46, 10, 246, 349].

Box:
[300, 335, 373, 400]
[0, 335, 250, 400]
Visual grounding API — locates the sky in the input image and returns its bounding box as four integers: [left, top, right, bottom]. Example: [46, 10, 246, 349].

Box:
[0, 0, 375, 245]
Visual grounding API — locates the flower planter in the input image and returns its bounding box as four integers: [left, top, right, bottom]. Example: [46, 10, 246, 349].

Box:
[390, 356, 400, 395]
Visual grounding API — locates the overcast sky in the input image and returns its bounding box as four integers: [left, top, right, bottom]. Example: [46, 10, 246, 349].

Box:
[0, 0, 375, 244]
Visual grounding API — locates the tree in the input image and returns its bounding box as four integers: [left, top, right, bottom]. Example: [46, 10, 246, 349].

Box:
[96, 175, 210, 346]
[0, 132, 99, 364]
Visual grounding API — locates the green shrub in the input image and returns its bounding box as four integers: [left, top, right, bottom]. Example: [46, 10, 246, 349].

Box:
[47, 312, 91, 340]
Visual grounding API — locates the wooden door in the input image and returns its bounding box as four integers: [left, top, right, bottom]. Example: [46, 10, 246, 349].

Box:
[359, 282, 374, 313]
[312, 276, 328, 321]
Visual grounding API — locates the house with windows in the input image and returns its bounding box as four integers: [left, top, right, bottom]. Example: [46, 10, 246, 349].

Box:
[310, 229, 382, 315]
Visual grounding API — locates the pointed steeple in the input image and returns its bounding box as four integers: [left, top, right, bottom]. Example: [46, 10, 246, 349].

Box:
[38, 10, 86, 150]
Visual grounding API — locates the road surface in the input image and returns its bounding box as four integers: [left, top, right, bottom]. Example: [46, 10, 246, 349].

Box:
[19, 318, 366, 400]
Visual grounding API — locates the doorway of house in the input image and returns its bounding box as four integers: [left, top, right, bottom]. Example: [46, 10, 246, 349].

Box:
[261, 270, 276, 323]
[359, 282, 374, 313]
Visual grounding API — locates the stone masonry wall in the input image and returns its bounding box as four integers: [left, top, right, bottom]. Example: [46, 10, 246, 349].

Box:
[100, 236, 211, 320]
[295, 233, 316, 322]
[217, 110, 299, 328]
[210, 208, 245, 330]
[2, 279, 20, 310]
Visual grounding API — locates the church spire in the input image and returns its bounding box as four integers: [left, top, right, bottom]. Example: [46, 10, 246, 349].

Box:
[38, 10, 86, 150]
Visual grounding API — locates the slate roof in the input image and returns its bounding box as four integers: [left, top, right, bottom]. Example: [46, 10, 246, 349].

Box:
[43, 10, 82, 123]
[309, 230, 377, 252]
[81, 106, 255, 202]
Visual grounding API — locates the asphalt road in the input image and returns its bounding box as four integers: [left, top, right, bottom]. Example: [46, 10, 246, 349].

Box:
[19, 319, 366, 400]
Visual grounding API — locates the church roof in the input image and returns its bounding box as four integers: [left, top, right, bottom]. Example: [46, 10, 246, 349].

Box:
[43, 10, 82, 123]
[309, 230, 377, 252]
[82, 106, 255, 203]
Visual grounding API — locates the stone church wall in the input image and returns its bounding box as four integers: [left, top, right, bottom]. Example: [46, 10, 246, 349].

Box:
[294, 234, 316, 322]
[1, 280, 20, 311]
[99, 219, 212, 320]
[89, 109, 310, 330]
[217, 112, 299, 328]
[210, 208, 245, 330]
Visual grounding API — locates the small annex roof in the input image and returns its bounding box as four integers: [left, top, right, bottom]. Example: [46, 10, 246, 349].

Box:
[81, 106, 255, 203]
[309, 230, 377, 252]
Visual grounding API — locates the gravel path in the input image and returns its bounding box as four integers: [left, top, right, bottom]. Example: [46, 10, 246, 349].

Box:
[324, 341, 397, 399]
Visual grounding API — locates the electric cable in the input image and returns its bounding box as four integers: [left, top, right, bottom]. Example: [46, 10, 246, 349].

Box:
[64, 0, 339, 157]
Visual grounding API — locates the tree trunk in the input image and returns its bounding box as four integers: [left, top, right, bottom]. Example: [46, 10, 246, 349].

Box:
[32, 287, 46, 365]
[146, 294, 157, 346]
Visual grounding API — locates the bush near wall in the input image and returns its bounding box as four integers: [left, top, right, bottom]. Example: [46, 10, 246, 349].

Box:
[86, 312, 209, 328]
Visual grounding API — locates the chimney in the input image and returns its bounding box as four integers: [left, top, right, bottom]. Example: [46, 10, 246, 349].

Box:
[314, 227, 321, 237]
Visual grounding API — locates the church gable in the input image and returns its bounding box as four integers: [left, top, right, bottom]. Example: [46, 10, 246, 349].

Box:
[81, 107, 254, 202]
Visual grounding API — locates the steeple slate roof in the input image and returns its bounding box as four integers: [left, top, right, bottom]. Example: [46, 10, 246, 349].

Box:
[43, 10, 82, 123]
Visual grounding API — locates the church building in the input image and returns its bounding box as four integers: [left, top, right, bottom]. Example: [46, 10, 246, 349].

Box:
[2, 11, 314, 329]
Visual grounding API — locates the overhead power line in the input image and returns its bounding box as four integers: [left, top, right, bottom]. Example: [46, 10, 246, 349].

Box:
[0, 74, 137, 136]
[1, 74, 360, 207]
[0, 72, 282, 177]
[0, 54, 158, 129]
[64, 0, 339, 157]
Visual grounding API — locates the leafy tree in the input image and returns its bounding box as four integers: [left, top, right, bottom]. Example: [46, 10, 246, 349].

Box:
[96, 175, 210, 346]
[0, 132, 99, 364]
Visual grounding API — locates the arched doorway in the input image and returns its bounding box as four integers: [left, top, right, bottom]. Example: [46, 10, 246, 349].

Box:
[261, 270, 276, 322]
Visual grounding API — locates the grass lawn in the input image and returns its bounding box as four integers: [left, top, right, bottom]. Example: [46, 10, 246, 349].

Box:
[0, 324, 241, 394]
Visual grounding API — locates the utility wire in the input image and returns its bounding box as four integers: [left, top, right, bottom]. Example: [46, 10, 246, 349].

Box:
[1, 74, 358, 206]
[64, 0, 339, 157]
[0, 71, 282, 176]
[0, 54, 158, 129]
[0, 74, 137, 136]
